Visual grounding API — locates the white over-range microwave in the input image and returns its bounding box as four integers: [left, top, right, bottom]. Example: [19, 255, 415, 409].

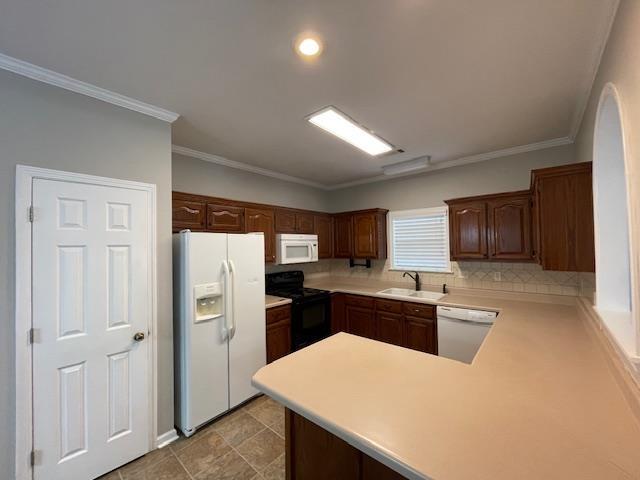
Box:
[275, 234, 319, 265]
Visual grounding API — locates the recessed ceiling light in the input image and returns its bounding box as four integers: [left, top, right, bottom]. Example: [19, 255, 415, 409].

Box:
[307, 106, 394, 156]
[297, 37, 322, 57]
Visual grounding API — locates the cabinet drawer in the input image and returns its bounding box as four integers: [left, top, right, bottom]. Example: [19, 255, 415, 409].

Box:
[266, 304, 291, 325]
[375, 298, 402, 314]
[402, 302, 435, 319]
[344, 294, 375, 309]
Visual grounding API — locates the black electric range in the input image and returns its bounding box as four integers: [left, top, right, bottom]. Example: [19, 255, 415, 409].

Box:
[266, 271, 331, 350]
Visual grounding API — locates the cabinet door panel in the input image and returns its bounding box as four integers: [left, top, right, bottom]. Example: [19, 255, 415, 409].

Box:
[246, 207, 276, 262]
[535, 168, 595, 272]
[488, 196, 532, 260]
[207, 204, 245, 232]
[275, 209, 297, 233]
[173, 199, 206, 232]
[333, 214, 353, 258]
[266, 318, 291, 364]
[345, 305, 376, 339]
[296, 213, 315, 234]
[353, 213, 377, 258]
[404, 316, 436, 354]
[376, 311, 403, 346]
[314, 215, 333, 258]
[449, 202, 487, 259]
[331, 293, 346, 334]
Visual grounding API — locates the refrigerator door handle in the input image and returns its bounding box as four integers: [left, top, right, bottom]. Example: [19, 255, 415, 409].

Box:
[222, 260, 231, 340]
[228, 259, 237, 339]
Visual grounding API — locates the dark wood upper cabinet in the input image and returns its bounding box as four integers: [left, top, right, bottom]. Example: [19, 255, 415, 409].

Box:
[296, 212, 315, 234]
[333, 209, 388, 260]
[446, 191, 533, 262]
[447, 201, 488, 259]
[487, 194, 532, 260]
[275, 209, 297, 233]
[333, 214, 354, 258]
[172, 198, 206, 232]
[245, 207, 276, 262]
[531, 162, 595, 272]
[314, 214, 333, 259]
[206, 204, 245, 232]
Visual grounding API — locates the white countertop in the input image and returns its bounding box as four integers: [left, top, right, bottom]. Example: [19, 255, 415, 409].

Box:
[265, 294, 292, 309]
[253, 278, 640, 480]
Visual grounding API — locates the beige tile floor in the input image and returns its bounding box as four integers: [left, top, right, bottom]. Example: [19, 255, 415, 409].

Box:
[98, 395, 285, 480]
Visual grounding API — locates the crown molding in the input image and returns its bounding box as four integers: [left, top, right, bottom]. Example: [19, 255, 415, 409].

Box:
[568, 0, 620, 140]
[172, 145, 330, 190]
[326, 136, 574, 190]
[0, 52, 179, 123]
[173, 137, 573, 192]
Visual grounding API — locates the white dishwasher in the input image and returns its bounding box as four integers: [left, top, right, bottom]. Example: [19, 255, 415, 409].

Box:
[437, 306, 497, 363]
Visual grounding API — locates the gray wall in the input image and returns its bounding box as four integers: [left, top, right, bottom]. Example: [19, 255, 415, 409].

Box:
[0, 70, 174, 478]
[327, 143, 576, 212]
[173, 154, 330, 211]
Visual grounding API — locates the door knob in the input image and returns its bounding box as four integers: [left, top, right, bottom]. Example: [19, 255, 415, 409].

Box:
[133, 332, 146, 342]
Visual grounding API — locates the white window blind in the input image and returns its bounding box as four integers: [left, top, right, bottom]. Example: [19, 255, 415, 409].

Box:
[389, 207, 451, 273]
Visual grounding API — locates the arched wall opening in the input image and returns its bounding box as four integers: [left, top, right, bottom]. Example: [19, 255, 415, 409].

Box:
[592, 83, 635, 354]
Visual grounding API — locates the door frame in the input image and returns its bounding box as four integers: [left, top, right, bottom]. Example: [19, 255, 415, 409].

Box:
[15, 165, 158, 480]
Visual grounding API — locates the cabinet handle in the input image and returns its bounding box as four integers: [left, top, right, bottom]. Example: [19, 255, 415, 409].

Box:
[180, 206, 200, 215]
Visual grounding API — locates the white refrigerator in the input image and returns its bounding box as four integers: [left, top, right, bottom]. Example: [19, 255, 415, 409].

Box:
[173, 230, 266, 436]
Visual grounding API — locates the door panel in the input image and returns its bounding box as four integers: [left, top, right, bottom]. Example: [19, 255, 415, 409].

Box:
[345, 305, 376, 339]
[449, 201, 487, 259]
[245, 207, 276, 262]
[275, 209, 297, 233]
[314, 214, 333, 258]
[333, 214, 353, 258]
[376, 311, 403, 346]
[488, 196, 532, 260]
[207, 204, 245, 232]
[295, 212, 315, 234]
[353, 213, 377, 258]
[227, 234, 266, 407]
[32, 179, 150, 480]
[404, 316, 437, 354]
[172, 198, 206, 232]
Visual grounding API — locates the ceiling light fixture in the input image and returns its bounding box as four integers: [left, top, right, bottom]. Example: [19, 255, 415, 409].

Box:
[382, 155, 432, 175]
[307, 106, 394, 156]
[295, 33, 322, 60]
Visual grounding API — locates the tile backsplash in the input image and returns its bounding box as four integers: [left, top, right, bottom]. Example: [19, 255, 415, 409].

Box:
[267, 259, 594, 297]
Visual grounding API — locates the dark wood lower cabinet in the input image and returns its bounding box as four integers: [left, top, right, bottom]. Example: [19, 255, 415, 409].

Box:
[345, 305, 377, 339]
[286, 409, 407, 480]
[404, 316, 437, 354]
[376, 311, 404, 346]
[333, 294, 437, 355]
[266, 305, 291, 364]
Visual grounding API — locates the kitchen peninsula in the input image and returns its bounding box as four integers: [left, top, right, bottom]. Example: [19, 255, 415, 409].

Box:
[252, 289, 640, 480]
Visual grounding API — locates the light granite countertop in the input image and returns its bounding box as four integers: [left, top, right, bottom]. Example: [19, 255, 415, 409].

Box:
[253, 277, 640, 480]
[265, 294, 292, 309]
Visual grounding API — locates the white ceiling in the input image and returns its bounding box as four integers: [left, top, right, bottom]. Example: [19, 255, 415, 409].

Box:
[0, 0, 618, 186]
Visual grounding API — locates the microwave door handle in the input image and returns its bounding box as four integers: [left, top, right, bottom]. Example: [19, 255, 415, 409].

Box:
[228, 260, 237, 339]
[222, 260, 231, 340]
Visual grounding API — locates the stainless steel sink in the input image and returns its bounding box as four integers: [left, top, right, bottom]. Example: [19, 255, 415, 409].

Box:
[377, 288, 445, 302]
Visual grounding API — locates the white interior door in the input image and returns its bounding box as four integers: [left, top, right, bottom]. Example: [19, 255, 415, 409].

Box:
[32, 178, 151, 480]
[228, 234, 266, 408]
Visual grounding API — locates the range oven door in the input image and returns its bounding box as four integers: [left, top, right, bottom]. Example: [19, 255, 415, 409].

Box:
[291, 296, 331, 351]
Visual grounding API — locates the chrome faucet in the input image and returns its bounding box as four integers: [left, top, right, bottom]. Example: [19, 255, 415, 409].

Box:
[403, 271, 421, 291]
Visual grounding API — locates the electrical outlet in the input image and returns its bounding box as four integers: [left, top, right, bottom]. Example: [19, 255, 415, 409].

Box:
[493, 271, 501, 281]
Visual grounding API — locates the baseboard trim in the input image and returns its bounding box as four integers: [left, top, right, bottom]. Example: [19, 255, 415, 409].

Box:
[578, 297, 640, 425]
[156, 429, 179, 449]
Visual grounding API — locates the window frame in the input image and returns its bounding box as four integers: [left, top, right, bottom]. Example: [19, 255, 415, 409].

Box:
[387, 206, 452, 274]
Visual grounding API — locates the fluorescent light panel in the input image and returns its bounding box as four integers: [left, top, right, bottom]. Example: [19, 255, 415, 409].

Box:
[307, 106, 393, 156]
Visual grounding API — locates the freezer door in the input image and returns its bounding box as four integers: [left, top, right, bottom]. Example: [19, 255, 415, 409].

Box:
[227, 233, 266, 408]
[174, 231, 230, 434]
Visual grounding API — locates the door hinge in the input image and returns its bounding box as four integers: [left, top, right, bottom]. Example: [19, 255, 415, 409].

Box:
[29, 328, 40, 344]
[28, 205, 34, 223]
[30, 450, 41, 466]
